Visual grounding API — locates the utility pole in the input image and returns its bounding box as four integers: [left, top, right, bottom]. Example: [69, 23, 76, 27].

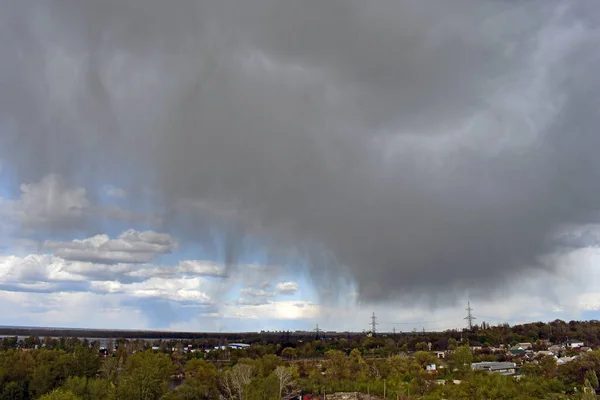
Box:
[464, 302, 476, 331]
[370, 312, 378, 336]
[314, 324, 321, 340]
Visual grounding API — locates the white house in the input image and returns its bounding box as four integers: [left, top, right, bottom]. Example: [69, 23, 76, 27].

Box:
[566, 340, 585, 348]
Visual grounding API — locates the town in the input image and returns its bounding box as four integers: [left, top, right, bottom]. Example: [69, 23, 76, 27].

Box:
[2, 317, 600, 399]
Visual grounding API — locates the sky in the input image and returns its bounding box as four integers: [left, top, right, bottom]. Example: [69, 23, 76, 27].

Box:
[2, 0, 600, 332]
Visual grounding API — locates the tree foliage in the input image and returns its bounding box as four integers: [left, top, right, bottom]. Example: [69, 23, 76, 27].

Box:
[5, 325, 600, 400]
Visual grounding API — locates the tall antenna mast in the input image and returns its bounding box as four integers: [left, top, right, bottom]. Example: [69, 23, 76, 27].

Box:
[370, 312, 378, 336]
[464, 302, 476, 331]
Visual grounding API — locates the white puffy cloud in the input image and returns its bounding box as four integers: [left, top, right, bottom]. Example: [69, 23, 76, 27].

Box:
[123, 277, 213, 304]
[276, 281, 299, 295]
[0, 254, 84, 284]
[44, 229, 178, 264]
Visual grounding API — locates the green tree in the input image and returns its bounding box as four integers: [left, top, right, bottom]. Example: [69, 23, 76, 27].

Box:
[448, 345, 472, 376]
[447, 338, 457, 351]
[30, 363, 59, 398]
[62, 376, 109, 400]
[39, 388, 83, 400]
[183, 359, 218, 398]
[281, 348, 295, 361]
[0, 349, 35, 382]
[415, 342, 428, 352]
[348, 349, 367, 380]
[414, 351, 437, 368]
[585, 369, 599, 390]
[245, 374, 278, 400]
[0, 381, 28, 400]
[115, 351, 174, 400]
[68, 346, 100, 378]
[159, 383, 214, 400]
[324, 350, 348, 380]
[99, 356, 125, 385]
[519, 362, 541, 377]
[259, 355, 282, 377]
[539, 355, 557, 378]
[583, 379, 597, 400]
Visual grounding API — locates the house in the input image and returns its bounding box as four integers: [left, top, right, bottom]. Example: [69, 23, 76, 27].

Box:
[557, 356, 576, 365]
[227, 343, 251, 349]
[510, 347, 526, 356]
[472, 362, 517, 376]
[548, 345, 563, 354]
[517, 342, 533, 350]
[566, 339, 585, 348]
[435, 351, 446, 359]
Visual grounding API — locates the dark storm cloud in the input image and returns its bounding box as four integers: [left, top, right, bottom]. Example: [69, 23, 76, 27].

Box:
[1, 0, 600, 305]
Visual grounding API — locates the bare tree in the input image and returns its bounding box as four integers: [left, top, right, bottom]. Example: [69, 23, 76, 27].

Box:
[220, 364, 254, 400]
[275, 366, 296, 400]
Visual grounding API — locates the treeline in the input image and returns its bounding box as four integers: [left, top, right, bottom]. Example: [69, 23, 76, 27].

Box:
[3, 342, 600, 399]
[4, 319, 600, 351]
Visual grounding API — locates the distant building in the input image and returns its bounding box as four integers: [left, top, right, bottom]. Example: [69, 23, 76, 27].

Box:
[557, 356, 577, 364]
[472, 362, 517, 376]
[510, 347, 526, 356]
[566, 339, 584, 348]
[227, 343, 250, 349]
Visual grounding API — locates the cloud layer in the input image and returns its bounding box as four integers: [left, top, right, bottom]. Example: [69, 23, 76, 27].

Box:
[1, 0, 600, 310]
[44, 229, 177, 264]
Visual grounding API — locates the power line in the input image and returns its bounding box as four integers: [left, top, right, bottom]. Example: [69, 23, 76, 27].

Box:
[313, 324, 321, 340]
[379, 320, 439, 325]
[464, 302, 476, 331]
[370, 312, 378, 335]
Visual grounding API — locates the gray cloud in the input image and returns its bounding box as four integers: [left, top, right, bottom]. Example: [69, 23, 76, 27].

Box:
[276, 282, 300, 295]
[103, 185, 127, 199]
[44, 229, 177, 264]
[240, 288, 276, 298]
[2, 0, 600, 307]
[0, 175, 159, 231]
[127, 260, 227, 279]
[237, 287, 276, 306]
